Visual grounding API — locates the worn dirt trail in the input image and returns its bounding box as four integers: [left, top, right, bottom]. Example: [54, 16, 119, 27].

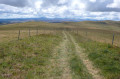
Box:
[67, 32, 104, 79]
[47, 32, 72, 79]
[46, 31, 103, 79]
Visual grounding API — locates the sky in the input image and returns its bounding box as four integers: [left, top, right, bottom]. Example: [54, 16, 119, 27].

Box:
[0, 0, 120, 20]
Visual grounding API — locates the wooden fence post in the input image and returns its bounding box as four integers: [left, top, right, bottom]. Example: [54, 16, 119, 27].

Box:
[86, 32, 87, 36]
[77, 30, 78, 35]
[112, 33, 115, 45]
[29, 29, 31, 37]
[18, 30, 20, 40]
[36, 28, 38, 35]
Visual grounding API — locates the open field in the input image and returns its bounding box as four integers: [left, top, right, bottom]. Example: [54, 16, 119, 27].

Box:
[0, 21, 120, 46]
[0, 21, 120, 79]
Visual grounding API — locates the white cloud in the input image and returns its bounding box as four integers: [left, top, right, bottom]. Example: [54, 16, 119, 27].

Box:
[89, 0, 96, 3]
[35, 0, 43, 9]
[107, 0, 120, 8]
[58, 0, 68, 4]
[0, 0, 120, 20]
[70, 0, 86, 10]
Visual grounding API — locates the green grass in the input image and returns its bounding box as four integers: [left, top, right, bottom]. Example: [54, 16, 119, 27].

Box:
[0, 20, 120, 79]
[67, 33, 93, 79]
[72, 33, 120, 79]
[0, 33, 62, 79]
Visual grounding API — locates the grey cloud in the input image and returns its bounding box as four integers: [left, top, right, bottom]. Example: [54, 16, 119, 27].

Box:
[86, 0, 120, 12]
[0, 0, 66, 8]
[0, 0, 120, 12]
[40, 0, 120, 12]
[0, 0, 29, 7]
[41, 0, 68, 8]
[0, 0, 120, 20]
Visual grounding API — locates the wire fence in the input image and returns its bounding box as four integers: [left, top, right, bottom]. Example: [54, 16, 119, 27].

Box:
[0, 28, 120, 47]
[0, 29, 58, 43]
[71, 29, 120, 47]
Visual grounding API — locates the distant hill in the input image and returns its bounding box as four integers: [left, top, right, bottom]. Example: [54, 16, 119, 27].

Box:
[0, 18, 34, 25]
[55, 20, 120, 33]
[1, 18, 120, 32]
[0, 18, 98, 25]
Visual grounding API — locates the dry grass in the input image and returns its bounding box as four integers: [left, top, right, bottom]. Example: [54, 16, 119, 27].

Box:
[73, 29, 120, 47]
[0, 21, 120, 79]
[0, 20, 120, 45]
[0, 29, 58, 43]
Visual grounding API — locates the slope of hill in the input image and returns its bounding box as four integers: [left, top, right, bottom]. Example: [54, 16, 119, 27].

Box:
[61, 21, 120, 32]
[0, 21, 120, 79]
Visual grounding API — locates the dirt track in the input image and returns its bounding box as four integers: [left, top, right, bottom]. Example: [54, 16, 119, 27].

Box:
[47, 31, 103, 79]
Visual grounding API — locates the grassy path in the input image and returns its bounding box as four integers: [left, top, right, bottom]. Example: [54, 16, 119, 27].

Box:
[46, 32, 72, 79]
[58, 32, 72, 79]
[0, 31, 104, 79]
[47, 32, 96, 79]
[67, 32, 103, 79]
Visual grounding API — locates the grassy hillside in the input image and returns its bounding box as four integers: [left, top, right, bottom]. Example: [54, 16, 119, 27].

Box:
[63, 21, 120, 32]
[72, 32, 120, 79]
[66, 21, 120, 47]
[0, 33, 62, 79]
[0, 21, 120, 45]
[0, 21, 120, 79]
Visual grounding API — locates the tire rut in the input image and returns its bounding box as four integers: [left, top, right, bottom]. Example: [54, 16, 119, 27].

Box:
[67, 32, 104, 79]
[47, 31, 72, 79]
